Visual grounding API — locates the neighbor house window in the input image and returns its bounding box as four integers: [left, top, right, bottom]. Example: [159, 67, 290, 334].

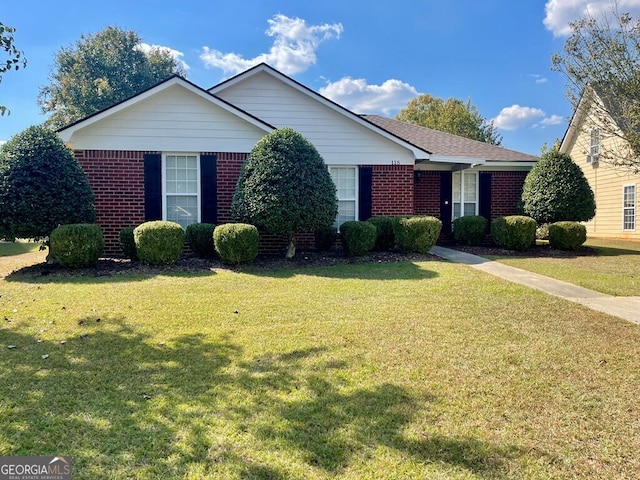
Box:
[623, 184, 636, 231]
[452, 171, 478, 220]
[590, 127, 600, 157]
[164, 153, 200, 228]
[329, 166, 357, 228]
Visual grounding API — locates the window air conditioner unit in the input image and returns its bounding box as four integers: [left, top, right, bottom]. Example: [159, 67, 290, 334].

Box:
[591, 154, 599, 164]
[586, 155, 592, 163]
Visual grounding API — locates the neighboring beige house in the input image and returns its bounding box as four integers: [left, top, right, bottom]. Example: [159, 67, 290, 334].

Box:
[560, 91, 639, 240]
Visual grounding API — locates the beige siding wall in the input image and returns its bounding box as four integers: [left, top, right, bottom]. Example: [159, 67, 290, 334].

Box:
[568, 125, 639, 240]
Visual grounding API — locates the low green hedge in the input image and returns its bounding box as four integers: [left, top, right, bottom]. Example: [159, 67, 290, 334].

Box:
[185, 223, 216, 258]
[50, 223, 104, 268]
[134, 221, 185, 265]
[548, 221, 587, 250]
[340, 221, 377, 256]
[367, 216, 396, 251]
[393, 216, 442, 254]
[214, 223, 259, 264]
[118, 226, 138, 260]
[491, 215, 536, 251]
[452, 215, 488, 245]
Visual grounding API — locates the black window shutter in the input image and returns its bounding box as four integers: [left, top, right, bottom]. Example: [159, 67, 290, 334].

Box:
[440, 171, 453, 235]
[144, 153, 162, 221]
[479, 172, 492, 221]
[358, 166, 373, 221]
[200, 154, 217, 224]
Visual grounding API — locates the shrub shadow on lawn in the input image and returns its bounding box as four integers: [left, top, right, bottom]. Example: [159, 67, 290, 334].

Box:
[0, 318, 533, 478]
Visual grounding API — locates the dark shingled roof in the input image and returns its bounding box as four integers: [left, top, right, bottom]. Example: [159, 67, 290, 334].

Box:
[362, 115, 538, 163]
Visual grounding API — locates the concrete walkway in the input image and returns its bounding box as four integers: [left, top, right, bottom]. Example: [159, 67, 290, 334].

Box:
[430, 246, 640, 325]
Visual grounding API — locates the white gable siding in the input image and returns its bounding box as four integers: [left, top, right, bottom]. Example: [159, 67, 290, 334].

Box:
[64, 84, 267, 152]
[214, 72, 416, 165]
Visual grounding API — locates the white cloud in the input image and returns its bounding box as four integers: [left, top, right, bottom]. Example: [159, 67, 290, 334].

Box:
[136, 43, 190, 71]
[544, 0, 640, 37]
[200, 14, 343, 76]
[528, 73, 548, 84]
[494, 105, 565, 130]
[319, 77, 419, 115]
[537, 114, 564, 126]
[493, 105, 545, 130]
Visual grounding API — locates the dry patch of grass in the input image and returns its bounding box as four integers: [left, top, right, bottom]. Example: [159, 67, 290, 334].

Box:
[1, 251, 639, 479]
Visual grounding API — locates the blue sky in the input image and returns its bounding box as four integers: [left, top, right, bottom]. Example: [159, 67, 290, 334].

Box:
[3, 0, 640, 155]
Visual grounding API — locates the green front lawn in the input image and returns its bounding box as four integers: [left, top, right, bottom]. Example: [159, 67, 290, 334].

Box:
[1, 252, 639, 479]
[485, 238, 640, 296]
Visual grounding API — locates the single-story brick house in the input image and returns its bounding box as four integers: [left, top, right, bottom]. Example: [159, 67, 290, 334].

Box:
[57, 63, 538, 255]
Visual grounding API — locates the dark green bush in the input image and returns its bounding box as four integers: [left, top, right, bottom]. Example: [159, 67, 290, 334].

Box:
[367, 216, 396, 251]
[185, 223, 216, 258]
[134, 221, 185, 265]
[118, 227, 138, 260]
[491, 215, 536, 251]
[548, 221, 587, 250]
[214, 223, 259, 264]
[452, 215, 488, 245]
[340, 221, 377, 256]
[314, 226, 337, 252]
[50, 223, 104, 268]
[393, 216, 442, 253]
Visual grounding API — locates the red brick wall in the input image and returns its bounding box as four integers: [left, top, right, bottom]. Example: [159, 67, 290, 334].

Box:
[413, 170, 441, 216]
[212, 152, 248, 223]
[75, 150, 149, 256]
[490, 171, 528, 219]
[371, 164, 414, 216]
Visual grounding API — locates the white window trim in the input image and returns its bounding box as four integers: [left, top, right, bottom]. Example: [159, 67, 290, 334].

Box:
[452, 170, 479, 220]
[590, 127, 601, 156]
[162, 152, 201, 226]
[623, 183, 636, 231]
[329, 165, 359, 227]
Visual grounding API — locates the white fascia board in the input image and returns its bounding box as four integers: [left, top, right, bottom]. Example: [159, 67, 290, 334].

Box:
[58, 77, 273, 143]
[428, 155, 485, 165]
[482, 161, 537, 168]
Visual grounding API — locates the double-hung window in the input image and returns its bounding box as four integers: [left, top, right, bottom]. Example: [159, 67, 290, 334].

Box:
[589, 127, 600, 159]
[164, 153, 200, 228]
[452, 170, 478, 219]
[329, 166, 357, 228]
[623, 184, 636, 231]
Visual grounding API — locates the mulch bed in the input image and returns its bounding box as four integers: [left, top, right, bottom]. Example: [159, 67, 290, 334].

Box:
[6, 243, 598, 280]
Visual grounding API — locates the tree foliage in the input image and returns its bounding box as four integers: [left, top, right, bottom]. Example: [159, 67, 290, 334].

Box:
[395, 94, 502, 145]
[0, 125, 96, 241]
[521, 150, 596, 224]
[231, 128, 338, 259]
[38, 26, 184, 129]
[1, 22, 27, 115]
[552, 4, 640, 172]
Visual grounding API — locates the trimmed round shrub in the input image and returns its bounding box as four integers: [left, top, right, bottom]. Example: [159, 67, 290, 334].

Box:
[185, 223, 216, 258]
[548, 221, 587, 250]
[134, 221, 185, 265]
[50, 223, 104, 268]
[118, 226, 138, 260]
[214, 223, 259, 264]
[452, 215, 488, 245]
[340, 221, 377, 256]
[367, 216, 396, 251]
[393, 216, 442, 254]
[314, 226, 337, 252]
[491, 215, 536, 251]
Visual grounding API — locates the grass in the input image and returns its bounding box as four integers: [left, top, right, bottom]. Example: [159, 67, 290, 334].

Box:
[484, 237, 640, 296]
[1, 246, 640, 479]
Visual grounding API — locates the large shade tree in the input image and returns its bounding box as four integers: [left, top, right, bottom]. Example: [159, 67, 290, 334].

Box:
[521, 150, 596, 224]
[1, 21, 27, 115]
[0, 126, 96, 251]
[38, 26, 184, 129]
[231, 128, 338, 259]
[395, 94, 502, 145]
[552, 4, 640, 173]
